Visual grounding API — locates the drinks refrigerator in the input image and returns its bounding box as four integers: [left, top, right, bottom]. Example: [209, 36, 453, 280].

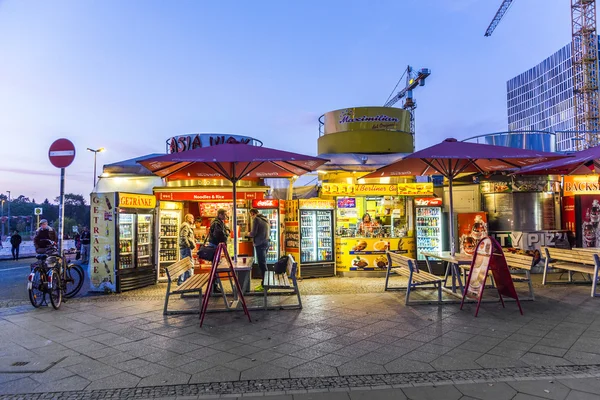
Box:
[296, 199, 335, 278]
[113, 196, 157, 292]
[249, 199, 284, 278]
[414, 198, 445, 272]
[157, 208, 182, 281]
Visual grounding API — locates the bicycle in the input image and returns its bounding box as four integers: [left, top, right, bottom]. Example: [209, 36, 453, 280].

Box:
[27, 241, 85, 308]
[28, 254, 62, 309]
[56, 250, 85, 299]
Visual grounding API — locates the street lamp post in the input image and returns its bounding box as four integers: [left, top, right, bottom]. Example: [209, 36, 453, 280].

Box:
[86, 148, 105, 187]
[7, 191, 10, 235]
[1, 199, 4, 238]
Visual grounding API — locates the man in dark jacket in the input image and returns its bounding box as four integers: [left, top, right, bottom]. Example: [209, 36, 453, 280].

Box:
[10, 230, 22, 260]
[207, 208, 230, 293]
[34, 219, 58, 254]
[249, 208, 271, 291]
[80, 226, 91, 264]
[208, 208, 230, 246]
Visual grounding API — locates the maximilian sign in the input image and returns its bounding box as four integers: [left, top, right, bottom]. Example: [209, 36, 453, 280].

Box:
[563, 175, 600, 196]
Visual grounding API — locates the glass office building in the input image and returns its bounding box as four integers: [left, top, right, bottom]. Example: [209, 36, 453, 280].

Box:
[507, 43, 576, 151]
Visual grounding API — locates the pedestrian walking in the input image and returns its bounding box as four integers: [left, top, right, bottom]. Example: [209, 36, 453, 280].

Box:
[10, 230, 22, 260]
[80, 226, 91, 263]
[248, 208, 271, 291]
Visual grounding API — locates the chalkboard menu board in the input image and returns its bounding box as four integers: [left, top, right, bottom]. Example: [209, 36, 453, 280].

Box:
[483, 193, 514, 231]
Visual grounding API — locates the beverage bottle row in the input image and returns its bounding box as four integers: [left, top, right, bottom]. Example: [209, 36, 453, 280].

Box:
[159, 250, 177, 262]
[119, 240, 132, 253]
[318, 249, 332, 260]
[161, 238, 178, 249]
[138, 233, 149, 243]
[138, 223, 150, 233]
[119, 225, 132, 238]
[417, 217, 439, 227]
[418, 207, 440, 216]
[419, 227, 440, 237]
[160, 225, 178, 236]
[417, 237, 439, 248]
[137, 244, 151, 256]
[119, 255, 133, 269]
[301, 249, 314, 261]
[160, 216, 178, 226]
[301, 227, 314, 237]
[318, 237, 331, 247]
[300, 214, 313, 225]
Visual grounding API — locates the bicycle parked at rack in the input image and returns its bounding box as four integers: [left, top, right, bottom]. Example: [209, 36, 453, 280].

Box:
[27, 240, 85, 309]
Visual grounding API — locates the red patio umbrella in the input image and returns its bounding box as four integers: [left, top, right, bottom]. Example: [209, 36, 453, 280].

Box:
[139, 143, 328, 258]
[361, 138, 567, 255]
[517, 145, 600, 175]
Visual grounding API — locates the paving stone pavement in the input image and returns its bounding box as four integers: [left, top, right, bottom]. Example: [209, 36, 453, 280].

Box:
[1, 280, 600, 399]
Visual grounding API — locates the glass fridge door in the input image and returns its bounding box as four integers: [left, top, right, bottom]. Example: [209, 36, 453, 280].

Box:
[118, 213, 134, 269]
[316, 210, 333, 262]
[416, 206, 442, 260]
[264, 208, 279, 263]
[300, 210, 317, 263]
[137, 214, 153, 268]
[158, 210, 180, 279]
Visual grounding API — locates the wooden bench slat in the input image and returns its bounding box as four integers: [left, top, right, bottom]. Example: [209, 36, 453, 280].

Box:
[386, 252, 443, 304]
[542, 246, 600, 297]
[175, 273, 209, 293]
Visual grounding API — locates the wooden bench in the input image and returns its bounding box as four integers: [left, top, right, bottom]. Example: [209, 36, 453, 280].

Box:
[260, 258, 302, 310]
[542, 247, 600, 297]
[458, 251, 536, 301]
[163, 257, 210, 315]
[385, 251, 443, 305]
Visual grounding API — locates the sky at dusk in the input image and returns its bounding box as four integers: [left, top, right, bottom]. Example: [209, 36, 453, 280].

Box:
[0, 0, 571, 202]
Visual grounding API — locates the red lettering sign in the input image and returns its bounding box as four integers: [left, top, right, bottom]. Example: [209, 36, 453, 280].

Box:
[156, 191, 265, 201]
[414, 198, 443, 206]
[252, 199, 278, 208]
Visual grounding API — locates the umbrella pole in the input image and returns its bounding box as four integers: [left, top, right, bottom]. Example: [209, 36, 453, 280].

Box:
[448, 176, 455, 256]
[232, 179, 238, 261]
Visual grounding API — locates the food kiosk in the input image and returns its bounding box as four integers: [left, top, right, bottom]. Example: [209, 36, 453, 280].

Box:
[89, 192, 158, 292]
[319, 182, 422, 276]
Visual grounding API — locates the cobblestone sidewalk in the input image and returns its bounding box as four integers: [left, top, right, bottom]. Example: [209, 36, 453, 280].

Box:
[0, 282, 599, 399]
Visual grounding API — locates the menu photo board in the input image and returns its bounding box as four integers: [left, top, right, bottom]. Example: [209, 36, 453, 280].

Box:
[460, 236, 523, 317]
[89, 193, 117, 293]
[337, 197, 356, 208]
[299, 199, 335, 210]
[321, 183, 355, 196]
[397, 182, 434, 196]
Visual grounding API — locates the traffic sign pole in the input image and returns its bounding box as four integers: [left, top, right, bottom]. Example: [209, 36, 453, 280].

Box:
[48, 138, 76, 255]
[58, 168, 65, 254]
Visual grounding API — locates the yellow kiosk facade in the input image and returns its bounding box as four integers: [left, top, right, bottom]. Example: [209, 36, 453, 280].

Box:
[317, 106, 427, 275]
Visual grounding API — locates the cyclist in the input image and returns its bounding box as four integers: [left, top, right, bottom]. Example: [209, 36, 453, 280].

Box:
[34, 219, 58, 254]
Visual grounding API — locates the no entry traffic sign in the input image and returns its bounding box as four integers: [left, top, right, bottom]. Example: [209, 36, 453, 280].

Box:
[48, 138, 76, 168]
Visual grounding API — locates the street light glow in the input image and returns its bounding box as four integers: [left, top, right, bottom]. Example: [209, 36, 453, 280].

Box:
[87, 147, 106, 187]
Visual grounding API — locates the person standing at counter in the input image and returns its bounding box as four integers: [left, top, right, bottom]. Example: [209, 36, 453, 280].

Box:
[248, 208, 271, 292]
[358, 213, 379, 236]
[207, 209, 230, 293]
[178, 213, 196, 284]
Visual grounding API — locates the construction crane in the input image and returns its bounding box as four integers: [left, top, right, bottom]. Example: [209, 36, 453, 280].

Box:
[484, 0, 600, 150]
[484, 0, 514, 37]
[383, 65, 430, 135]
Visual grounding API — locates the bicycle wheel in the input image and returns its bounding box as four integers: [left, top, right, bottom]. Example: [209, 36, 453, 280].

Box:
[64, 264, 84, 298]
[49, 268, 62, 309]
[28, 268, 45, 308]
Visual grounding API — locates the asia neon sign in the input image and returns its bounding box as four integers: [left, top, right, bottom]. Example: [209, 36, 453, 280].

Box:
[168, 134, 255, 154]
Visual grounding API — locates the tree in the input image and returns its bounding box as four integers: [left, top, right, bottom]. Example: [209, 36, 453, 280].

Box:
[14, 195, 30, 203]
